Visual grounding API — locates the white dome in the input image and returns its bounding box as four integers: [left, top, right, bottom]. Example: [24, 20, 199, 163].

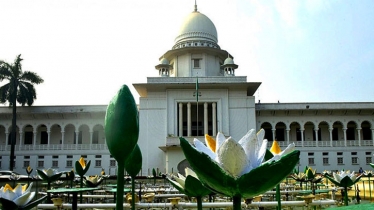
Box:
[224, 57, 234, 65]
[160, 58, 169, 65]
[174, 11, 218, 45]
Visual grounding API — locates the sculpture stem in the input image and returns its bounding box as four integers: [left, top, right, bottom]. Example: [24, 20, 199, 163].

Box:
[196, 196, 202, 210]
[80, 175, 83, 203]
[131, 175, 136, 210]
[344, 186, 348, 206]
[276, 184, 281, 210]
[116, 162, 125, 210]
[232, 195, 242, 210]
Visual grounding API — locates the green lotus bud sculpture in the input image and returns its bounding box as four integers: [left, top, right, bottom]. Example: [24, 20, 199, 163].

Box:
[167, 167, 211, 210]
[105, 85, 139, 210]
[324, 170, 362, 206]
[180, 129, 300, 210]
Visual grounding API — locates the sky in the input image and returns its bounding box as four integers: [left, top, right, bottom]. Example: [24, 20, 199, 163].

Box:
[0, 0, 373, 106]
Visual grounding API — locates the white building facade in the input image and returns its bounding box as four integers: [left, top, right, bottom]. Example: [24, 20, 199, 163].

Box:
[0, 5, 373, 176]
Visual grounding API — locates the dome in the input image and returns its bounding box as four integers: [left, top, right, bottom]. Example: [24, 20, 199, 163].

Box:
[224, 57, 234, 65]
[160, 58, 169, 65]
[174, 10, 218, 46]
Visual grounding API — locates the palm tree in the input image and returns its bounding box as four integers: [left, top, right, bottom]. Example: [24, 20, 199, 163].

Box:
[0, 54, 44, 171]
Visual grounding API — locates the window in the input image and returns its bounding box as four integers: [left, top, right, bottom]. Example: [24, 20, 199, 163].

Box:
[23, 161, 30, 168]
[323, 158, 329, 165]
[296, 128, 302, 141]
[67, 155, 73, 159]
[337, 152, 343, 156]
[110, 160, 116, 167]
[66, 160, 73, 167]
[92, 131, 99, 144]
[24, 156, 30, 159]
[95, 155, 102, 158]
[332, 127, 339, 140]
[24, 131, 33, 144]
[351, 152, 357, 155]
[308, 158, 314, 165]
[38, 161, 44, 168]
[95, 160, 101, 167]
[366, 157, 372, 164]
[53, 156, 58, 159]
[337, 157, 344, 165]
[352, 157, 358, 164]
[308, 153, 314, 156]
[366, 152, 372, 156]
[323, 152, 328, 156]
[193, 59, 200, 68]
[38, 156, 44, 159]
[41, 131, 48, 144]
[52, 161, 58, 168]
[275, 129, 285, 141]
[346, 127, 355, 140]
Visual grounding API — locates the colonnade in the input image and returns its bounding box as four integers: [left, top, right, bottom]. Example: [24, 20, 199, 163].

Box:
[270, 128, 374, 147]
[178, 102, 217, 136]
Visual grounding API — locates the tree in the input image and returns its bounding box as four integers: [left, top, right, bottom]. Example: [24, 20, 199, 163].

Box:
[0, 54, 44, 171]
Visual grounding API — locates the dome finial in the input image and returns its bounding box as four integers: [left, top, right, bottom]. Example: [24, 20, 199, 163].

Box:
[194, 0, 197, 12]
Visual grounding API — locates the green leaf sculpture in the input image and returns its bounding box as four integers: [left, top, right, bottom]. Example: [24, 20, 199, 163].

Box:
[105, 85, 139, 210]
[125, 144, 142, 210]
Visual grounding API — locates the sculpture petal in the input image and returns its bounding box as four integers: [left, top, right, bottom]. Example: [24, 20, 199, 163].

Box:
[194, 139, 216, 160]
[217, 137, 248, 178]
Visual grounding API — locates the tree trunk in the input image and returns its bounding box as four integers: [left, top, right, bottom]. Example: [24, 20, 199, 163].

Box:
[9, 94, 17, 171]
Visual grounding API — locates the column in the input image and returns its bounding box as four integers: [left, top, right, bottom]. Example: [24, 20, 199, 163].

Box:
[187, 102, 191, 136]
[357, 128, 361, 146]
[212, 102, 217, 135]
[329, 128, 333, 147]
[272, 129, 276, 141]
[89, 131, 93, 149]
[204, 102, 208, 134]
[372, 129, 374, 146]
[286, 129, 290, 145]
[47, 130, 51, 149]
[5, 132, 9, 147]
[300, 129, 304, 147]
[179, 103, 183, 136]
[314, 129, 319, 147]
[75, 131, 79, 149]
[343, 128, 347, 147]
[19, 132, 23, 150]
[61, 131, 65, 150]
[33, 131, 37, 149]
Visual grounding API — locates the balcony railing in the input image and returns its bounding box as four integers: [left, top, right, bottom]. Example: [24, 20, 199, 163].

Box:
[165, 137, 374, 148]
[0, 144, 108, 151]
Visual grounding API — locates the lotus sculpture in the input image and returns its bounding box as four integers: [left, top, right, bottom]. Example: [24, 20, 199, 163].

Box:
[0, 183, 47, 210]
[324, 170, 362, 206]
[180, 129, 300, 210]
[167, 167, 211, 210]
[37, 168, 63, 203]
[84, 175, 104, 188]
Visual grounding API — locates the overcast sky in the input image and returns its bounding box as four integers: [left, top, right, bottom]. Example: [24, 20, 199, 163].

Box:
[0, 0, 373, 106]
